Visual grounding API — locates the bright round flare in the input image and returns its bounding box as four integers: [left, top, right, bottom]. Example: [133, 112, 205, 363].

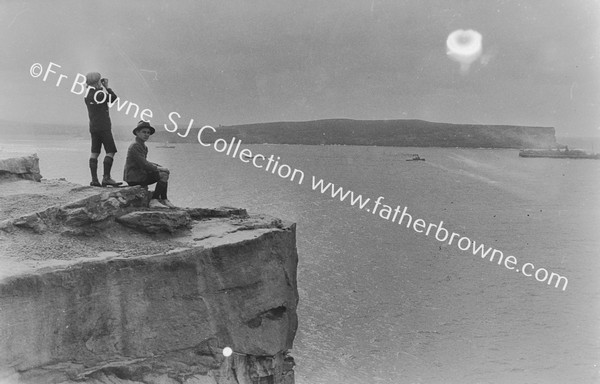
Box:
[222, 347, 233, 357]
[446, 29, 482, 60]
[446, 29, 483, 73]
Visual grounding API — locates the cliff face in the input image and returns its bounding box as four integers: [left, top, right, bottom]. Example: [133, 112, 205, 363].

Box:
[0, 157, 298, 384]
[155, 119, 557, 148]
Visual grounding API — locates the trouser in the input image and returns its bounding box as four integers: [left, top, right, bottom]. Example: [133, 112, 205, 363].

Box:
[127, 169, 169, 199]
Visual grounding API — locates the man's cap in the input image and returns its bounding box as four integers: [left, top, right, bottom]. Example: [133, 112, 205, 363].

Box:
[133, 120, 155, 136]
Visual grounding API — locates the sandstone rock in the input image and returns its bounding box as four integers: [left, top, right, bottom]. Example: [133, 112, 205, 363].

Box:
[59, 187, 152, 227]
[0, 225, 298, 383]
[117, 210, 192, 233]
[11, 210, 51, 233]
[1, 186, 152, 234]
[0, 157, 299, 384]
[0, 154, 42, 181]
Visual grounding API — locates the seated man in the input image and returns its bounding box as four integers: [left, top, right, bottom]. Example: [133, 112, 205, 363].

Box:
[124, 121, 176, 208]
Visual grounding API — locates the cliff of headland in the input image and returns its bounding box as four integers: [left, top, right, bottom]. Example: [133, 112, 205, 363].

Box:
[154, 119, 557, 148]
[0, 155, 298, 384]
[2, 118, 556, 148]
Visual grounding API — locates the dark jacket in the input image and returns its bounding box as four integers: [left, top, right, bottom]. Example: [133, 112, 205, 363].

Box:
[123, 137, 159, 183]
[84, 87, 117, 133]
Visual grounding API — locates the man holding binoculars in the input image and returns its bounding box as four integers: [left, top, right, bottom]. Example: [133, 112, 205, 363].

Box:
[84, 72, 122, 187]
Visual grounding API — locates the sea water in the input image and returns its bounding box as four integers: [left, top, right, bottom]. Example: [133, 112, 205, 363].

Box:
[2, 137, 599, 384]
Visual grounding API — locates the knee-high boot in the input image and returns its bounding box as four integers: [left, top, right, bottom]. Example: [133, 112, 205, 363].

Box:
[154, 181, 168, 200]
[102, 157, 121, 187]
[89, 158, 100, 186]
[157, 181, 175, 208]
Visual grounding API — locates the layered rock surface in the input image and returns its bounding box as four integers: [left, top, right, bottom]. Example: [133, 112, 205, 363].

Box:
[0, 157, 298, 384]
[0, 154, 41, 182]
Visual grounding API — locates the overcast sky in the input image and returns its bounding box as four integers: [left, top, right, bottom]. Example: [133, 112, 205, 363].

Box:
[1, 0, 599, 136]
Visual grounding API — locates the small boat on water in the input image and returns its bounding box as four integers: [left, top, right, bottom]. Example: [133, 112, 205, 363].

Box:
[156, 142, 176, 149]
[519, 147, 599, 159]
[406, 154, 425, 161]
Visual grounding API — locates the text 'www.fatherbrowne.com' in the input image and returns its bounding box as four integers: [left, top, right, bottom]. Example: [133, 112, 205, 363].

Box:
[310, 176, 569, 291]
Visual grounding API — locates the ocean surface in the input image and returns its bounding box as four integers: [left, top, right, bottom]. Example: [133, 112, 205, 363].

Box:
[1, 136, 599, 384]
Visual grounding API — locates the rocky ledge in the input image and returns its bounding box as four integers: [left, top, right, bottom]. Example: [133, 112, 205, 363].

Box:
[0, 156, 298, 384]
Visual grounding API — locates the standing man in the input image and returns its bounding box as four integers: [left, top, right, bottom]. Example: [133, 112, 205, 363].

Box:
[84, 72, 122, 187]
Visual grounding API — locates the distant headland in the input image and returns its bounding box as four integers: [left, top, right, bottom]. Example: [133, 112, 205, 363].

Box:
[158, 119, 557, 149]
[1, 118, 557, 149]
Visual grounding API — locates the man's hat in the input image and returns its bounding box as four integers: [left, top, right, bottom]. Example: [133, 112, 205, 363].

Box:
[133, 120, 155, 136]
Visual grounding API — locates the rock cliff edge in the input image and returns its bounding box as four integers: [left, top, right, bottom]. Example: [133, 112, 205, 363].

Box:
[0, 155, 298, 384]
